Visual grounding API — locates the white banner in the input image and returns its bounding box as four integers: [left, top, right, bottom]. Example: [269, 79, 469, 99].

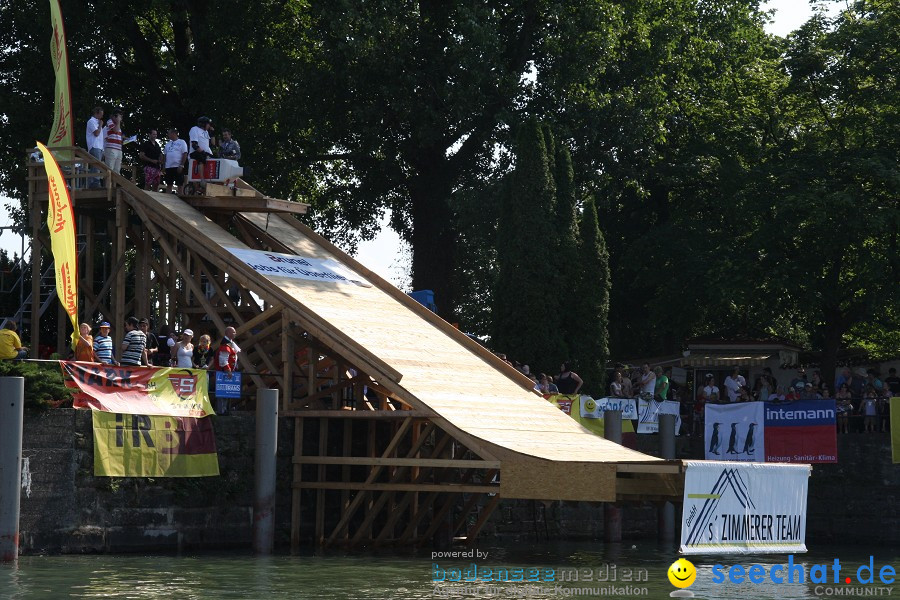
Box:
[705, 403, 764, 462]
[636, 399, 682, 435]
[680, 460, 810, 554]
[582, 397, 638, 420]
[228, 248, 371, 287]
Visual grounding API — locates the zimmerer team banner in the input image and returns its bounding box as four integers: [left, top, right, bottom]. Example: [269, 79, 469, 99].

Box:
[92, 412, 219, 477]
[706, 401, 837, 464]
[36, 142, 79, 349]
[680, 460, 810, 554]
[61, 361, 214, 417]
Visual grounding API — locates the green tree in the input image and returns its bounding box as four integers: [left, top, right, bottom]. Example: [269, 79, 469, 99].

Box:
[552, 144, 581, 343]
[569, 197, 610, 395]
[492, 120, 565, 369]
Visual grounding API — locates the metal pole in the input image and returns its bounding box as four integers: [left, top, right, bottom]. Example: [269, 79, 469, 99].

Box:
[659, 413, 676, 543]
[0, 377, 25, 562]
[603, 410, 622, 543]
[253, 388, 279, 555]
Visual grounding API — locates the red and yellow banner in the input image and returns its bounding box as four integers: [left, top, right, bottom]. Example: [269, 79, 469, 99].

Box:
[36, 142, 79, 348]
[92, 412, 219, 477]
[62, 361, 214, 417]
[48, 0, 74, 150]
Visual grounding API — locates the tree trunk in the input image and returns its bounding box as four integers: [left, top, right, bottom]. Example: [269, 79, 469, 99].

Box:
[409, 165, 456, 321]
[819, 313, 844, 390]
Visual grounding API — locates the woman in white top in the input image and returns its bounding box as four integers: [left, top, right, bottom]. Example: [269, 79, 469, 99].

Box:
[171, 329, 194, 368]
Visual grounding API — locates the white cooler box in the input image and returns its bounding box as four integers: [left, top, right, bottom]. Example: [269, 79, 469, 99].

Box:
[187, 158, 244, 183]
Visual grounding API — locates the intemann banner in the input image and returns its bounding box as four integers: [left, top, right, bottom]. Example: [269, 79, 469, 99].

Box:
[764, 399, 837, 463]
[92, 412, 219, 477]
[62, 361, 214, 417]
[680, 460, 810, 554]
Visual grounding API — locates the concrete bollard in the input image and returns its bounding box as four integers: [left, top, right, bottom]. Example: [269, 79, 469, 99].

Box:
[658, 413, 676, 544]
[603, 410, 623, 543]
[253, 388, 279, 555]
[0, 377, 25, 562]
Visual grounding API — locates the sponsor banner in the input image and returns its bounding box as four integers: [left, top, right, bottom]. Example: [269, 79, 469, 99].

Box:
[764, 400, 837, 463]
[580, 396, 638, 420]
[47, 0, 74, 151]
[892, 398, 900, 464]
[93, 411, 219, 477]
[636, 399, 682, 435]
[546, 395, 635, 437]
[228, 247, 371, 288]
[36, 141, 78, 349]
[680, 460, 809, 554]
[705, 403, 764, 462]
[62, 361, 214, 417]
[214, 371, 242, 399]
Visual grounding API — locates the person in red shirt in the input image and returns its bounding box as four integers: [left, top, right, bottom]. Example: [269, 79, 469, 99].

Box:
[214, 326, 240, 415]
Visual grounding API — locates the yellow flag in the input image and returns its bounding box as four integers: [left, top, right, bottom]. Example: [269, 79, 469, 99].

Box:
[47, 0, 74, 151]
[35, 142, 78, 348]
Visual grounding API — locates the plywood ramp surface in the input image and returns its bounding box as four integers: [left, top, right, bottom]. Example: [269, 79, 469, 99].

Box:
[140, 193, 658, 467]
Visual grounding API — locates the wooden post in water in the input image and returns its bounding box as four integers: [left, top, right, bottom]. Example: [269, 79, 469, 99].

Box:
[603, 410, 623, 543]
[253, 388, 279, 555]
[658, 413, 676, 543]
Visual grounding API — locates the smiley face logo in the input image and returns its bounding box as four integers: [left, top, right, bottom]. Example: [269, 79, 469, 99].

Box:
[668, 558, 696, 588]
[584, 398, 597, 412]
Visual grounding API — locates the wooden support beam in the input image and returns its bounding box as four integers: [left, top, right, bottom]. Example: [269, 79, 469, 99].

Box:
[315, 418, 328, 545]
[341, 419, 352, 540]
[293, 457, 500, 469]
[324, 417, 413, 546]
[113, 191, 126, 345]
[464, 494, 502, 547]
[290, 417, 304, 554]
[296, 482, 499, 494]
[83, 252, 126, 320]
[235, 303, 284, 337]
[282, 312, 294, 411]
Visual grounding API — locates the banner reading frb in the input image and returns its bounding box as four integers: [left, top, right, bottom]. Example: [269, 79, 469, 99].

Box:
[92, 412, 219, 477]
[62, 361, 214, 417]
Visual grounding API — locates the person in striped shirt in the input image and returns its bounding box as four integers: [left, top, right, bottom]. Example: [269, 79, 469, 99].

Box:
[119, 317, 147, 367]
[103, 110, 125, 174]
[92, 322, 115, 365]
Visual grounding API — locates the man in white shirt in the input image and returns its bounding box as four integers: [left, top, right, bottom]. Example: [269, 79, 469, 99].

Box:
[703, 374, 720, 403]
[723, 367, 746, 403]
[640, 363, 656, 397]
[189, 116, 215, 159]
[162, 128, 188, 195]
[85, 106, 105, 188]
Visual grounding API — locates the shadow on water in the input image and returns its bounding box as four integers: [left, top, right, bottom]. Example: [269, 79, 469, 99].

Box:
[1, 542, 897, 599]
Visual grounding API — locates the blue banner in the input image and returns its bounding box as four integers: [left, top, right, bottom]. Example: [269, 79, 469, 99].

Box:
[764, 399, 836, 427]
[214, 371, 242, 399]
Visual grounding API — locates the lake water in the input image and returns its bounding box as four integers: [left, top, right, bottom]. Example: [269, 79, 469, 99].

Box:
[1, 542, 897, 599]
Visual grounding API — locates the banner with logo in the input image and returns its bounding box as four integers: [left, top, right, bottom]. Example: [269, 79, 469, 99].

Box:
[227, 247, 371, 287]
[892, 398, 900, 464]
[705, 403, 764, 462]
[92, 411, 219, 477]
[62, 361, 214, 417]
[546, 395, 635, 437]
[36, 142, 78, 349]
[680, 460, 809, 554]
[636, 399, 682, 435]
[47, 0, 74, 151]
[764, 399, 837, 463]
[214, 370, 242, 398]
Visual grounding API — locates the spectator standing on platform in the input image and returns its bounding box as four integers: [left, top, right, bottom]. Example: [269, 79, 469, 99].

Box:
[85, 106, 105, 187]
[835, 367, 852, 391]
[93, 322, 114, 364]
[723, 367, 746, 403]
[556, 362, 583, 395]
[768, 385, 786, 402]
[836, 387, 852, 434]
[654, 366, 669, 400]
[120, 317, 147, 367]
[866, 369, 883, 391]
[0, 322, 28, 360]
[139, 129, 163, 191]
[885, 367, 900, 395]
[753, 375, 772, 402]
[171, 329, 194, 368]
[193, 334, 214, 369]
[702, 374, 720, 403]
[610, 371, 626, 398]
[189, 116, 215, 163]
[860, 390, 878, 433]
[139, 318, 158, 366]
[639, 363, 656, 397]
[74, 323, 97, 362]
[163, 128, 188, 195]
[218, 129, 241, 160]
[849, 368, 867, 398]
[103, 110, 125, 174]
[214, 326, 241, 415]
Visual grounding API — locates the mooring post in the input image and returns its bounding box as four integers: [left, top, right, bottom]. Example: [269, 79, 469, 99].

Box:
[603, 410, 623, 543]
[0, 377, 25, 562]
[253, 388, 279, 555]
[658, 413, 676, 544]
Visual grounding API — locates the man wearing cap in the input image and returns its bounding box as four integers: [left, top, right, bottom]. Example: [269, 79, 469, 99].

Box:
[172, 329, 195, 368]
[93, 322, 115, 364]
[189, 116, 215, 163]
[120, 316, 147, 367]
[139, 318, 158, 366]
